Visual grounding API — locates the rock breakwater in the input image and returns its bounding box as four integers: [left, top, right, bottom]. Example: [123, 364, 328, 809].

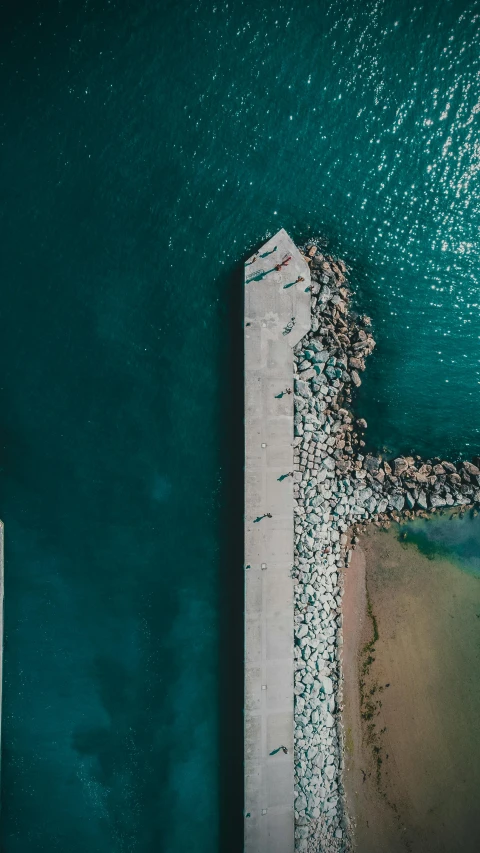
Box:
[292, 243, 480, 853]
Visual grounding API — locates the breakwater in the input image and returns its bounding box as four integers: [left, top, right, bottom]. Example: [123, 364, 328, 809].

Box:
[244, 230, 480, 853]
[291, 244, 480, 853]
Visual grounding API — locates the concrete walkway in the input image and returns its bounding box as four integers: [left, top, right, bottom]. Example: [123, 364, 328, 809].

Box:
[244, 230, 311, 853]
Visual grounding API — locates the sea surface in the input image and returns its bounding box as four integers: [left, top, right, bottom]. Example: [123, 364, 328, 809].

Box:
[0, 0, 479, 851]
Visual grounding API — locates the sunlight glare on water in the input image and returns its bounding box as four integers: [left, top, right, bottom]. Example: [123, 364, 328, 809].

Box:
[0, 0, 479, 851]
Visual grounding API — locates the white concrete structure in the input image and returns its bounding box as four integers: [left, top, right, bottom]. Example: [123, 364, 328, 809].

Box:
[244, 230, 311, 853]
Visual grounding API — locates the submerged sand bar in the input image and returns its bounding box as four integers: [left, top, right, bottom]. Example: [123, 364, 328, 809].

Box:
[244, 230, 311, 853]
[343, 527, 480, 853]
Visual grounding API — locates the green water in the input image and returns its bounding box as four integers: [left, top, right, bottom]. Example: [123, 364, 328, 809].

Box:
[400, 511, 480, 575]
[0, 0, 479, 850]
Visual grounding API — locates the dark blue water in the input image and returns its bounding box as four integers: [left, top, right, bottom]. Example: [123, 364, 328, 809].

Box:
[1, 0, 479, 850]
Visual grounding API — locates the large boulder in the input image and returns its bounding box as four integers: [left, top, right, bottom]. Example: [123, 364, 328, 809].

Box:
[388, 493, 405, 512]
[405, 492, 415, 510]
[324, 763, 336, 780]
[442, 461, 457, 473]
[312, 351, 329, 363]
[393, 457, 409, 476]
[318, 286, 331, 302]
[320, 675, 334, 695]
[349, 356, 365, 371]
[448, 472, 462, 485]
[295, 379, 310, 398]
[296, 624, 309, 640]
[463, 460, 480, 477]
[364, 455, 380, 473]
[295, 794, 307, 811]
[417, 491, 428, 509]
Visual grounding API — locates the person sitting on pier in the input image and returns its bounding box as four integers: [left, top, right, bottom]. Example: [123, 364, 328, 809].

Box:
[275, 387, 292, 398]
[269, 745, 289, 755]
[261, 245, 277, 258]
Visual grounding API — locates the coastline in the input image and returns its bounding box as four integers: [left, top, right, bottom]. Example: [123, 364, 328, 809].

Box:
[291, 242, 480, 852]
[242, 232, 480, 852]
[342, 526, 480, 853]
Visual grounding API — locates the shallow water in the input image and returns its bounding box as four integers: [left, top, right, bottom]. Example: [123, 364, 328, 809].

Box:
[401, 511, 480, 574]
[1, 0, 480, 850]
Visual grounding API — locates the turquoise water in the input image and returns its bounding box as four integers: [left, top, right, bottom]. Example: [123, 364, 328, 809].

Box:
[1, 0, 480, 850]
[400, 511, 480, 575]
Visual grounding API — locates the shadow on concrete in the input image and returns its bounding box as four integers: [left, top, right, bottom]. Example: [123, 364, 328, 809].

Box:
[245, 267, 276, 283]
[217, 261, 245, 853]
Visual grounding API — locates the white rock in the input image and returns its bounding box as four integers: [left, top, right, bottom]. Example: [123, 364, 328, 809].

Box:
[324, 711, 335, 728]
[320, 675, 334, 695]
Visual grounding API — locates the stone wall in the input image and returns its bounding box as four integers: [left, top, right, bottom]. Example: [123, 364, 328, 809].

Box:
[292, 244, 480, 852]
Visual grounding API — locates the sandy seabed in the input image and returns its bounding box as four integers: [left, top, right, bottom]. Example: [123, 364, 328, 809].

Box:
[342, 524, 480, 853]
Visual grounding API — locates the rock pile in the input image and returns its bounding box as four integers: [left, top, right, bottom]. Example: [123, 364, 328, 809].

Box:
[292, 244, 480, 853]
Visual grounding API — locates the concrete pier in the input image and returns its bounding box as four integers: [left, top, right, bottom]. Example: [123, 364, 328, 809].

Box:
[244, 230, 311, 853]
